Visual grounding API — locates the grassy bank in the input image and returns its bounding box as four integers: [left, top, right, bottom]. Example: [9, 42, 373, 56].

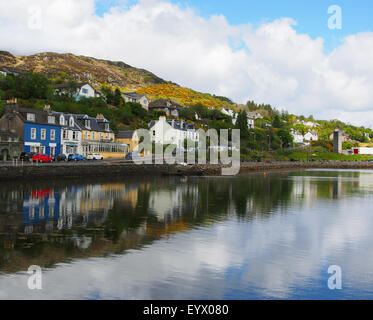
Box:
[285, 151, 373, 162]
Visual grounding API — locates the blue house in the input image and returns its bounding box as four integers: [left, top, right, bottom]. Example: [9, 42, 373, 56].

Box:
[0, 102, 62, 156]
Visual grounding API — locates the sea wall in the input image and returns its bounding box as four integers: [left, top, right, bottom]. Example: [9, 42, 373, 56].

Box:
[1, 161, 373, 181]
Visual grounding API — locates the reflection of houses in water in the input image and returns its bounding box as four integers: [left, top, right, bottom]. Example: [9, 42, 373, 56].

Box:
[291, 176, 319, 205]
[148, 183, 199, 222]
[22, 189, 60, 233]
[58, 184, 115, 229]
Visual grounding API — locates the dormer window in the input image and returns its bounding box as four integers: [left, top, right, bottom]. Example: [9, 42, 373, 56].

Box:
[48, 116, 55, 124]
[60, 116, 65, 125]
[69, 117, 74, 127]
[27, 113, 35, 122]
[105, 123, 109, 131]
[85, 120, 90, 128]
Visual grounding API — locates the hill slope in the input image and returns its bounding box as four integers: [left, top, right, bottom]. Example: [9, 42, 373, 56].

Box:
[0, 51, 235, 108]
[0, 51, 166, 90]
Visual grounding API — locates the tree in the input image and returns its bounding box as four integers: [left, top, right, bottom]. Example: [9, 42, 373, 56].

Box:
[272, 115, 283, 128]
[235, 111, 249, 138]
[113, 88, 122, 106]
[278, 129, 293, 148]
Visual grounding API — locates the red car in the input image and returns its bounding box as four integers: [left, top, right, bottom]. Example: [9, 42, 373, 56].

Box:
[32, 153, 53, 163]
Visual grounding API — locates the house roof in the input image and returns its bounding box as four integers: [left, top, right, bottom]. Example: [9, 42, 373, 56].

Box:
[122, 92, 146, 100]
[117, 131, 135, 139]
[16, 107, 62, 126]
[149, 118, 195, 132]
[73, 114, 113, 133]
[148, 99, 183, 110]
[51, 111, 81, 131]
[53, 82, 93, 89]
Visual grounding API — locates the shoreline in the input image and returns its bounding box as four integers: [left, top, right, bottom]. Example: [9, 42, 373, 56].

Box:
[2, 160, 373, 181]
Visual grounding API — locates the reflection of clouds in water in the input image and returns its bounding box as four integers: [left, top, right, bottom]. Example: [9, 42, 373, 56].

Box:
[1, 171, 373, 299]
[2, 192, 373, 300]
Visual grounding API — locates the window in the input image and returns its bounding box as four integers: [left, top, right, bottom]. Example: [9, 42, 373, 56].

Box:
[105, 123, 109, 131]
[27, 113, 35, 122]
[63, 130, 67, 139]
[69, 117, 74, 127]
[60, 116, 65, 125]
[48, 116, 55, 124]
[82, 88, 88, 94]
[72, 131, 77, 140]
[85, 120, 90, 128]
[92, 132, 96, 140]
[50, 147, 55, 156]
[41, 129, 46, 140]
[50, 129, 55, 141]
[31, 128, 36, 140]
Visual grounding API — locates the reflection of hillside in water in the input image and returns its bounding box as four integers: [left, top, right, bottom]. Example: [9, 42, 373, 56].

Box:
[0, 170, 371, 274]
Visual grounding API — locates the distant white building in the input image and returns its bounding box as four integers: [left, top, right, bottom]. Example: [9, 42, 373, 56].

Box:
[304, 130, 319, 142]
[54, 83, 101, 100]
[221, 108, 235, 118]
[149, 116, 199, 148]
[291, 129, 304, 144]
[247, 112, 264, 120]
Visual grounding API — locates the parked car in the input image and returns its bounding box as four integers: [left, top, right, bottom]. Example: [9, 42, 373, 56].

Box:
[20, 152, 36, 162]
[32, 153, 54, 163]
[86, 153, 104, 160]
[53, 154, 67, 162]
[68, 154, 85, 161]
[124, 152, 139, 161]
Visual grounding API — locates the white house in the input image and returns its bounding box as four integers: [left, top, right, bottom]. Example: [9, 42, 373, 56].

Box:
[54, 83, 101, 100]
[291, 129, 304, 144]
[247, 112, 264, 120]
[304, 130, 319, 142]
[247, 118, 255, 129]
[149, 116, 199, 148]
[221, 108, 235, 118]
[122, 92, 149, 110]
[51, 111, 82, 155]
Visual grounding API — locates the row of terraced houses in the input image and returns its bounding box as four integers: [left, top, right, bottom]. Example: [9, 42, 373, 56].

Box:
[0, 99, 200, 160]
[0, 99, 128, 160]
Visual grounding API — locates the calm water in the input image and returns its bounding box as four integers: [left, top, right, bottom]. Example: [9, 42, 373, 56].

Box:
[1, 169, 373, 300]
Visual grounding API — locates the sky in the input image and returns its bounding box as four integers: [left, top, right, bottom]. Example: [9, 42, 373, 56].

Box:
[0, 0, 373, 127]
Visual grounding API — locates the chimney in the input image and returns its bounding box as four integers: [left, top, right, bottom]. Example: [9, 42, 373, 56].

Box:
[44, 104, 51, 110]
[96, 113, 105, 119]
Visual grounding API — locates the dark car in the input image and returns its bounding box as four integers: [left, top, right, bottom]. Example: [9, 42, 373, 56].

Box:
[20, 152, 36, 162]
[54, 154, 67, 162]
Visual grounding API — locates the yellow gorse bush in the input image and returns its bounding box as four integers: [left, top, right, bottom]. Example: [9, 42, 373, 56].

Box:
[136, 84, 234, 109]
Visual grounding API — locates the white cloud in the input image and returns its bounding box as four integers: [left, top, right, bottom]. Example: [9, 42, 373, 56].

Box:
[1, 0, 373, 126]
